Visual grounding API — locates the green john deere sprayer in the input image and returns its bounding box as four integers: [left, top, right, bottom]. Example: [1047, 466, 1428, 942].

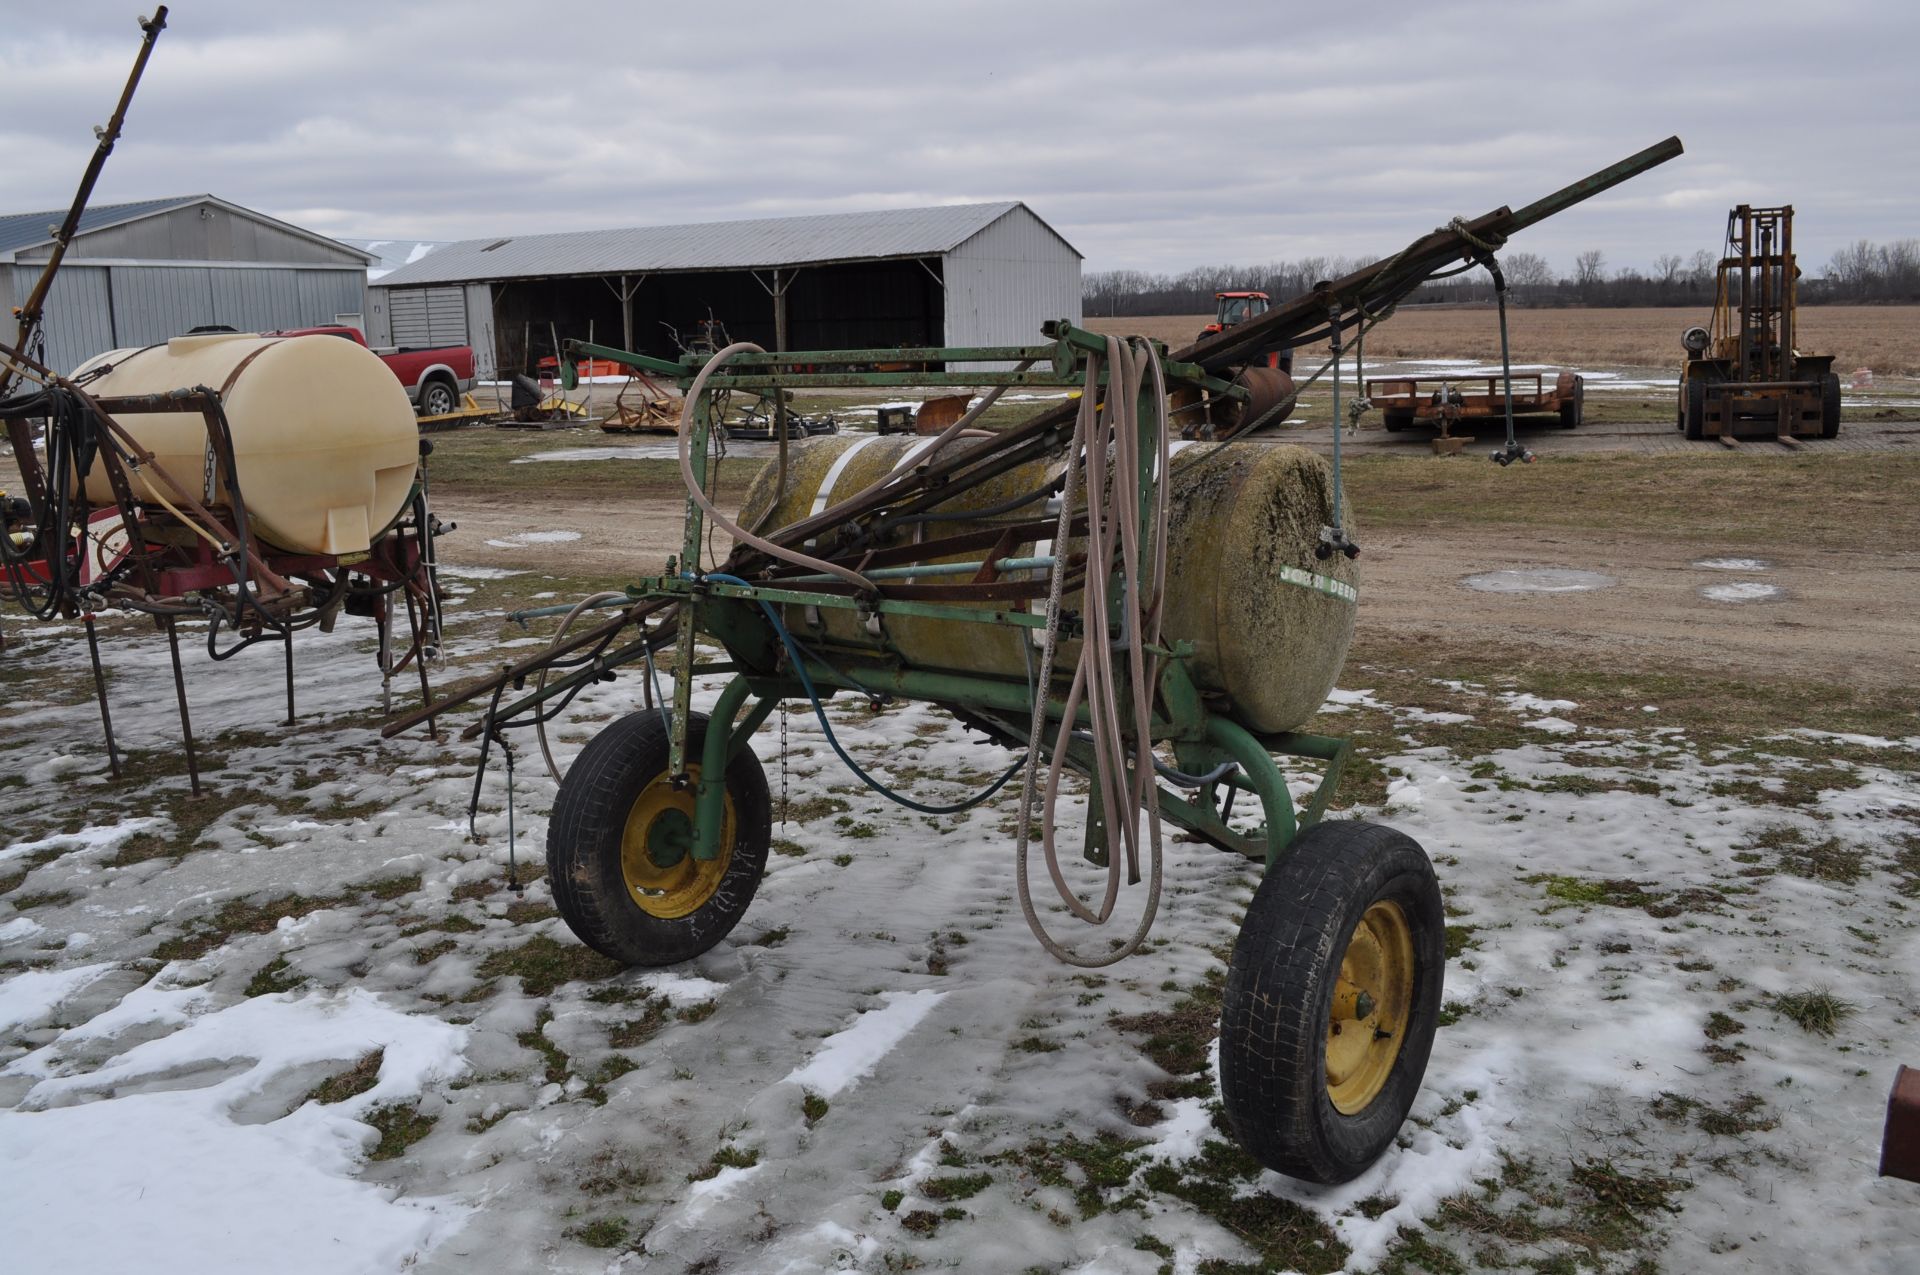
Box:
[389, 137, 1681, 1184]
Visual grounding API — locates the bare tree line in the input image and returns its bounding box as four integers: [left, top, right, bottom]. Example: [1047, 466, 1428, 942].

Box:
[1083, 239, 1920, 314]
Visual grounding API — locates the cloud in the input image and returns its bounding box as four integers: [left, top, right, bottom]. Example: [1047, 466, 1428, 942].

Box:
[2, 0, 1912, 276]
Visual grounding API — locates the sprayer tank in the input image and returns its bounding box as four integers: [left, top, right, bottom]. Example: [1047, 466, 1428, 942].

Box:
[735, 435, 1358, 734]
[75, 331, 419, 557]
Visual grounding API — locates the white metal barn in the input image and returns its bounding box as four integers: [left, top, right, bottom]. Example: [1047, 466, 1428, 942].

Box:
[0, 195, 374, 373]
[366, 202, 1081, 378]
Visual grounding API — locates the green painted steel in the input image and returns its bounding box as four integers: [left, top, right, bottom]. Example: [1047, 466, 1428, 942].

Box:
[540, 328, 1351, 873]
[692, 675, 754, 861]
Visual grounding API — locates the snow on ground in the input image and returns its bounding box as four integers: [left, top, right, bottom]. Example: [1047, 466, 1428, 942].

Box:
[1, 600, 1917, 1273]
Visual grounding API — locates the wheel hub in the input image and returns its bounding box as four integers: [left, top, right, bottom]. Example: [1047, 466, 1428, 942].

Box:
[1326, 899, 1414, 1115]
[619, 766, 735, 920]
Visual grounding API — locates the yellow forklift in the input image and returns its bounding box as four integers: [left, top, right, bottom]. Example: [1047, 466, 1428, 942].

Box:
[1678, 204, 1839, 442]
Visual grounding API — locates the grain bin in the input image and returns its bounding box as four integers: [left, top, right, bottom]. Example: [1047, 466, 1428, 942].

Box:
[736, 434, 1358, 733]
[74, 332, 419, 555]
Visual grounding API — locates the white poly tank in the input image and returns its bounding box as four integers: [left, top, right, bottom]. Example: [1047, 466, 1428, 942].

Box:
[75, 332, 419, 556]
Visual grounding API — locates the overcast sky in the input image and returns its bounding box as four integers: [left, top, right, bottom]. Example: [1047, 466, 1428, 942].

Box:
[4, 0, 1914, 280]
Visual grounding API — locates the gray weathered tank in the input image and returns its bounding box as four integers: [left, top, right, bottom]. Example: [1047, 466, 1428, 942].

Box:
[736, 434, 1357, 733]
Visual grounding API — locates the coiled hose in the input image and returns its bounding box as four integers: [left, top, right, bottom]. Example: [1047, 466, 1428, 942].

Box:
[1015, 335, 1170, 967]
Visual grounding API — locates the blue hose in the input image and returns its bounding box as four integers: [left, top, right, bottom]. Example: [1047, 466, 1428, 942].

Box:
[697, 573, 1025, 815]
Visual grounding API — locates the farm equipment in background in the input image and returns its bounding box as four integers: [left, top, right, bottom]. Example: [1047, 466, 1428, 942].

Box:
[1199, 290, 1291, 372]
[501, 373, 590, 428]
[1370, 371, 1584, 435]
[600, 370, 680, 434]
[380, 136, 1685, 1188]
[0, 6, 449, 792]
[1678, 204, 1839, 444]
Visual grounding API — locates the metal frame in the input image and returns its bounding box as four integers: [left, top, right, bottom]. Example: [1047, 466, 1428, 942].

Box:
[476, 322, 1347, 874]
[381, 136, 1688, 868]
[0, 373, 442, 791]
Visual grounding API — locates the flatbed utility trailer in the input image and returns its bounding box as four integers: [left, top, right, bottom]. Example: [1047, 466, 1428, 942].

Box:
[1369, 371, 1583, 434]
[1679, 204, 1839, 442]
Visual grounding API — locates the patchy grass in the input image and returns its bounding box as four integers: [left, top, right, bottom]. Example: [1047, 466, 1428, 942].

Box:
[563, 1215, 631, 1249]
[1112, 969, 1225, 1101]
[688, 1144, 760, 1182]
[899, 1209, 945, 1236]
[450, 864, 548, 902]
[1399, 1148, 1690, 1270]
[412, 938, 457, 965]
[783, 795, 851, 822]
[307, 1050, 384, 1105]
[1777, 836, 1868, 885]
[1339, 634, 1920, 752]
[1140, 1139, 1348, 1274]
[802, 1092, 829, 1126]
[592, 1055, 638, 1086]
[1704, 1011, 1746, 1041]
[1770, 988, 1857, 1036]
[993, 1132, 1148, 1220]
[1527, 873, 1727, 919]
[360, 872, 422, 902]
[517, 1010, 570, 1086]
[400, 913, 484, 937]
[246, 955, 301, 997]
[1893, 834, 1920, 898]
[1569, 1157, 1690, 1233]
[151, 892, 351, 962]
[607, 998, 670, 1048]
[9, 888, 79, 910]
[920, 1173, 993, 1203]
[1696, 1093, 1778, 1137]
[363, 1103, 436, 1160]
[104, 786, 295, 867]
[578, 1150, 652, 1199]
[1711, 767, 1868, 810]
[476, 934, 625, 997]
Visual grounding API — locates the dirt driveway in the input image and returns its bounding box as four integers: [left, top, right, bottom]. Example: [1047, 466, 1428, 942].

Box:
[445, 446, 1919, 693]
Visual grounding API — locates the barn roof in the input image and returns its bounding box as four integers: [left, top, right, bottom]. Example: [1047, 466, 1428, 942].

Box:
[0, 195, 375, 264]
[0, 195, 202, 258]
[371, 201, 1079, 288]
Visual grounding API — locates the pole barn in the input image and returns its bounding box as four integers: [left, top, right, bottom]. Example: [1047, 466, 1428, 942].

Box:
[366, 202, 1081, 380]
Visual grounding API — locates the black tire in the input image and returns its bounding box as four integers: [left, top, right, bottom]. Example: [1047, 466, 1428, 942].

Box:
[1382, 412, 1411, 433]
[1558, 377, 1584, 429]
[1219, 820, 1444, 1185]
[419, 377, 457, 417]
[1682, 375, 1707, 441]
[1819, 372, 1841, 439]
[547, 710, 771, 966]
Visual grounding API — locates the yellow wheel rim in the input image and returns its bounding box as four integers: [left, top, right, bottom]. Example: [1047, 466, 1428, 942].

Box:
[1326, 899, 1415, 1115]
[619, 764, 735, 920]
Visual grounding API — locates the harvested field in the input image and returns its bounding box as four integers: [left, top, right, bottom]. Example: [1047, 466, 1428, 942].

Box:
[1089, 305, 1920, 375]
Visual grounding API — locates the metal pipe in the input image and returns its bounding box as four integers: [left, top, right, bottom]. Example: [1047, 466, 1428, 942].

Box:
[84, 615, 121, 780]
[783, 555, 1056, 584]
[2, 7, 168, 399]
[163, 614, 201, 797]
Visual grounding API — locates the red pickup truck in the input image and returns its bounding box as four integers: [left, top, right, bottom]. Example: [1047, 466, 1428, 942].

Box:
[273, 325, 475, 416]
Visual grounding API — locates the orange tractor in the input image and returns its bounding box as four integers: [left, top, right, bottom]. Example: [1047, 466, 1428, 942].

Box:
[1199, 291, 1291, 372]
